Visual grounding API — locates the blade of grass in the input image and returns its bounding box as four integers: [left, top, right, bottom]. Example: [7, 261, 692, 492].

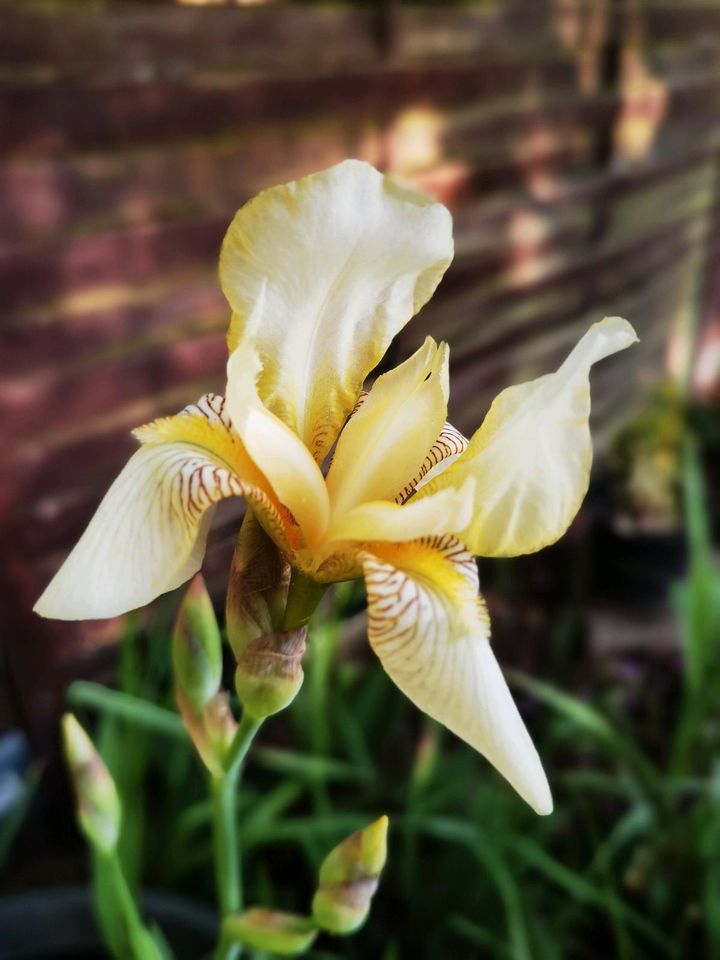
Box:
[399, 816, 532, 960]
[508, 670, 661, 798]
[450, 915, 511, 956]
[68, 682, 185, 739]
[243, 814, 369, 848]
[251, 747, 371, 784]
[242, 781, 305, 833]
[510, 836, 675, 956]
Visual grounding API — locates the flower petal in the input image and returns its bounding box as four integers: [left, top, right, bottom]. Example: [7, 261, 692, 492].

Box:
[329, 479, 475, 544]
[135, 392, 296, 554]
[226, 346, 330, 549]
[326, 337, 449, 517]
[220, 159, 454, 462]
[419, 317, 638, 556]
[395, 420, 468, 504]
[361, 536, 552, 814]
[35, 396, 289, 620]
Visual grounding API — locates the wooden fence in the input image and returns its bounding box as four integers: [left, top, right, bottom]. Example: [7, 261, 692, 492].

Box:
[1, 0, 719, 741]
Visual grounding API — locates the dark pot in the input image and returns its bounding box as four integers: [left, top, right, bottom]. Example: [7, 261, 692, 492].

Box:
[0, 887, 216, 960]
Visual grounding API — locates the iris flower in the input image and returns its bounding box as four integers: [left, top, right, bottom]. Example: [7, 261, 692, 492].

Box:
[35, 160, 637, 814]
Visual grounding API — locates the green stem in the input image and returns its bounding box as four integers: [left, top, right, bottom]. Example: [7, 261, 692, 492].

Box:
[213, 570, 324, 960]
[212, 712, 263, 960]
[282, 569, 326, 631]
[100, 848, 163, 960]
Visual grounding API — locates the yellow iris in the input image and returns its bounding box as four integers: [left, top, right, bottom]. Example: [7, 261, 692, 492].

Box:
[35, 160, 638, 815]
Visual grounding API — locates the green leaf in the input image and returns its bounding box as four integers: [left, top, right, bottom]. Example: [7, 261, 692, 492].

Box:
[507, 670, 660, 792]
[399, 816, 531, 960]
[450, 915, 511, 956]
[510, 836, 672, 954]
[68, 682, 185, 739]
[243, 815, 370, 849]
[251, 747, 371, 784]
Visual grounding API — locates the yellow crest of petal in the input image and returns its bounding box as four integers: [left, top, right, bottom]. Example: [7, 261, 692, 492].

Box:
[361, 536, 552, 815]
[365, 537, 482, 633]
[135, 397, 297, 552]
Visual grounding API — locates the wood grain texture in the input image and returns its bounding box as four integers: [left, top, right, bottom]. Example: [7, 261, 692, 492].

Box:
[1, 1, 719, 739]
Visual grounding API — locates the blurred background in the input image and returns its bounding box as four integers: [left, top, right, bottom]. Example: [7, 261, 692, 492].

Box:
[1, 0, 720, 957]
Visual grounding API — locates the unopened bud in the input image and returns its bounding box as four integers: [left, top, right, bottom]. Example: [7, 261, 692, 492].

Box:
[173, 574, 222, 711]
[226, 514, 290, 658]
[223, 908, 317, 955]
[177, 690, 238, 778]
[312, 816, 389, 934]
[235, 628, 306, 719]
[62, 714, 121, 854]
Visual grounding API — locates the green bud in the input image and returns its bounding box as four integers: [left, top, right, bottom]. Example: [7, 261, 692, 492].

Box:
[177, 689, 238, 778]
[312, 816, 389, 935]
[223, 908, 317, 955]
[172, 574, 222, 711]
[62, 714, 121, 855]
[235, 627, 306, 720]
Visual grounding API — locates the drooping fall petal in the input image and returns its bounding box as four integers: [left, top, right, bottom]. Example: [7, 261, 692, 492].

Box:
[361, 536, 552, 815]
[34, 396, 288, 620]
[326, 337, 449, 517]
[418, 317, 638, 557]
[220, 159, 454, 462]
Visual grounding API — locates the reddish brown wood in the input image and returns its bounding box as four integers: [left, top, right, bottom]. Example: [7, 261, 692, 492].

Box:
[2, 1, 720, 742]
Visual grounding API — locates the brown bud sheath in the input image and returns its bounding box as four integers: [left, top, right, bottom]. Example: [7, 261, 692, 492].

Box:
[176, 689, 238, 778]
[235, 627, 306, 719]
[223, 908, 317, 955]
[226, 513, 291, 659]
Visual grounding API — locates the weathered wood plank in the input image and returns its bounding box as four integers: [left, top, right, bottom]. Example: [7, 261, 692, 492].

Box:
[0, 58, 578, 159]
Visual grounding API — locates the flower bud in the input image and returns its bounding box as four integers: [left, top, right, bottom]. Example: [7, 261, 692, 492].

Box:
[62, 714, 121, 855]
[312, 816, 389, 935]
[177, 689, 238, 779]
[223, 908, 317, 955]
[172, 574, 222, 712]
[226, 513, 290, 658]
[234, 628, 306, 719]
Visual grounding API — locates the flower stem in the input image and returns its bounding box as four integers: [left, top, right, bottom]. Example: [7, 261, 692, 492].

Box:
[99, 848, 163, 960]
[213, 569, 323, 960]
[212, 712, 262, 960]
[282, 569, 326, 631]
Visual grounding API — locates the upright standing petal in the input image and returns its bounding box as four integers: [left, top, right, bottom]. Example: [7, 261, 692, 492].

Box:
[220, 160, 454, 461]
[34, 397, 288, 620]
[361, 536, 552, 815]
[394, 421, 468, 504]
[226, 346, 330, 548]
[418, 317, 638, 556]
[326, 337, 450, 517]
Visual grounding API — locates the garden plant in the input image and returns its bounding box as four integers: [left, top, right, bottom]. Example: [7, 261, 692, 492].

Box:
[35, 160, 638, 958]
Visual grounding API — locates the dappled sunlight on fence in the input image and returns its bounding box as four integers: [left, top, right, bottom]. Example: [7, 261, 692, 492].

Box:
[1, 1, 719, 741]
